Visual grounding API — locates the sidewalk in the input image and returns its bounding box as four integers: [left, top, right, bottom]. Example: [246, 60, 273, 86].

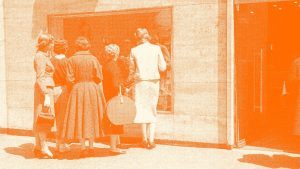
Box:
[0, 134, 300, 169]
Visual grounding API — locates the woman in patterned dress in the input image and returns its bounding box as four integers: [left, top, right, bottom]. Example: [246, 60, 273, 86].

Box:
[62, 37, 106, 157]
[33, 34, 55, 158]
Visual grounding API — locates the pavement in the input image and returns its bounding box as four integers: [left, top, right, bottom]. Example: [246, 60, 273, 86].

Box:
[1, 134, 300, 169]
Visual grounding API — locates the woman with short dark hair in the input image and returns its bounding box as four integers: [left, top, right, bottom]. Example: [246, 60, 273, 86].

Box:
[51, 39, 70, 153]
[33, 34, 55, 158]
[62, 37, 106, 157]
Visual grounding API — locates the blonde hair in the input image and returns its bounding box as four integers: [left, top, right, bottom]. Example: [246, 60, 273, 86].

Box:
[104, 44, 120, 57]
[135, 28, 151, 42]
[36, 34, 54, 51]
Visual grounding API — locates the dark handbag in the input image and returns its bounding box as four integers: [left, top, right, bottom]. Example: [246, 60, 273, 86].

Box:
[36, 106, 55, 126]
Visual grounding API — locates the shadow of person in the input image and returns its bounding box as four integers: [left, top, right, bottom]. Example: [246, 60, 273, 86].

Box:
[117, 143, 141, 149]
[4, 143, 124, 160]
[4, 143, 36, 159]
[238, 154, 300, 169]
[51, 144, 122, 160]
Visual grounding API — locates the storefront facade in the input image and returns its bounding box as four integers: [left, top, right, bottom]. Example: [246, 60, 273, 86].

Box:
[0, 0, 235, 146]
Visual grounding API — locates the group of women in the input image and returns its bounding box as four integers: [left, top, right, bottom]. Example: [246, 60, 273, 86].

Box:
[33, 28, 167, 158]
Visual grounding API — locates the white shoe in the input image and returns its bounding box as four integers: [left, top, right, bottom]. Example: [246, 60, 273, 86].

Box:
[41, 148, 53, 158]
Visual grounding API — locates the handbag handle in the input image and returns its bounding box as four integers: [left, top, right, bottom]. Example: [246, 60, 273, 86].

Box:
[119, 86, 124, 104]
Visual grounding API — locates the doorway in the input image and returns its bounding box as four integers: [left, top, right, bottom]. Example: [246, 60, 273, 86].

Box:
[235, 1, 300, 151]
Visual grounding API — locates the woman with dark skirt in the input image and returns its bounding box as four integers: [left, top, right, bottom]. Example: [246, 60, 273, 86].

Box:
[33, 34, 55, 158]
[62, 37, 106, 157]
[102, 44, 128, 154]
[51, 39, 70, 153]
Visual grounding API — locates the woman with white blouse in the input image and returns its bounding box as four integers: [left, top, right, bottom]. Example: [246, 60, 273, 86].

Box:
[128, 28, 166, 149]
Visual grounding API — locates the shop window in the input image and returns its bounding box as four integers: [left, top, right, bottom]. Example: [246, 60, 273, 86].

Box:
[48, 7, 173, 112]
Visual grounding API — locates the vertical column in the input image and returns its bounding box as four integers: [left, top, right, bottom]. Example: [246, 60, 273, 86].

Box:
[0, 0, 7, 129]
[227, 0, 235, 146]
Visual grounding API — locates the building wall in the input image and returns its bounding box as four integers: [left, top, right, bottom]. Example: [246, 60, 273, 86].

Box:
[3, 0, 229, 144]
[0, 0, 7, 129]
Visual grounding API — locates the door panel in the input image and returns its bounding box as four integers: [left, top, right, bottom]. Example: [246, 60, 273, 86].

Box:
[235, 3, 268, 146]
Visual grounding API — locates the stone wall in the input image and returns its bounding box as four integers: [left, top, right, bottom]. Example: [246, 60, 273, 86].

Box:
[2, 0, 229, 144]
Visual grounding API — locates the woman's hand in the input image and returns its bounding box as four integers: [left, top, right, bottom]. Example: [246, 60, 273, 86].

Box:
[125, 88, 131, 94]
[44, 94, 51, 107]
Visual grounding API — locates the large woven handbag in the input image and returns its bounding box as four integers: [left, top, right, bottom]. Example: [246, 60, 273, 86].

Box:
[106, 86, 136, 125]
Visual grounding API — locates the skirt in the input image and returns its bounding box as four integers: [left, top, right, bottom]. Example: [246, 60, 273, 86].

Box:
[103, 113, 124, 135]
[62, 82, 106, 139]
[53, 86, 69, 139]
[134, 80, 160, 123]
[33, 83, 55, 133]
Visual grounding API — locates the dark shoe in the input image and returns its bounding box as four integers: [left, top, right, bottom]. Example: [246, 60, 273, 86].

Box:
[140, 140, 148, 148]
[116, 144, 125, 149]
[33, 148, 42, 157]
[79, 149, 89, 158]
[87, 149, 95, 157]
[148, 142, 156, 149]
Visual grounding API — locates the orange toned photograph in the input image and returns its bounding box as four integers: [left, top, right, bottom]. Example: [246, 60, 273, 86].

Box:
[1, 0, 300, 169]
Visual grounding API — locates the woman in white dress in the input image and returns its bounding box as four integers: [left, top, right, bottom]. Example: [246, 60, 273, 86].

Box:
[128, 28, 166, 149]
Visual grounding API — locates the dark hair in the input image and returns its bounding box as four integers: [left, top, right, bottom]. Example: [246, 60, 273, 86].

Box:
[36, 34, 54, 51]
[54, 39, 68, 54]
[75, 36, 90, 51]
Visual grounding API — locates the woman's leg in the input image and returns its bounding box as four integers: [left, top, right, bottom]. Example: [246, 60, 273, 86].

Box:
[88, 138, 94, 149]
[141, 123, 148, 148]
[110, 135, 118, 150]
[80, 139, 86, 150]
[55, 129, 62, 151]
[148, 123, 156, 143]
[142, 123, 148, 142]
[34, 132, 41, 150]
[148, 123, 156, 149]
[116, 135, 121, 145]
[39, 131, 53, 157]
[56, 137, 70, 152]
[110, 135, 126, 154]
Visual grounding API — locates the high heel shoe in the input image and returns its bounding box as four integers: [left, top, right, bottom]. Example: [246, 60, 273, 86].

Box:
[41, 148, 53, 159]
[148, 142, 156, 149]
[140, 140, 148, 148]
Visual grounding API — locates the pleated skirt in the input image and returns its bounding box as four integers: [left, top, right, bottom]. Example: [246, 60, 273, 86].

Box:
[62, 82, 106, 139]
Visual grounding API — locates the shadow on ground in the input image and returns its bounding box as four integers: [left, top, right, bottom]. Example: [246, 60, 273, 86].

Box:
[4, 142, 140, 160]
[238, 154, 300, 169]
[4, 143, 36, 159]
[246, 134, 300, 154]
